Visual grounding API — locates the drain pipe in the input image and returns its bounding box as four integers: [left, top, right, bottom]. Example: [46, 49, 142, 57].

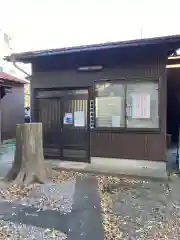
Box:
[10, 55, 31, 79]
[9, 55, 31, 123]
[4, 36, 31, 79]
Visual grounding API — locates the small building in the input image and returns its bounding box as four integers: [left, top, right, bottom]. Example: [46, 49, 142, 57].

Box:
[6, 35, 180, 163]
[0, 72, 27, 141]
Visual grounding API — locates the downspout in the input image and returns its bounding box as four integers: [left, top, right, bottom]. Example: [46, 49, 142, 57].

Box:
[5, 38, 31, 78]
[10, 56, 31, 124]
[10, 55, 31, 78]
[2, 33, 31, 140]
[0, 30, 30, 78]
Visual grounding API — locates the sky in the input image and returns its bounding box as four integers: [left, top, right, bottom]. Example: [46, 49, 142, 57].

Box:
[1, 0, 180, 53]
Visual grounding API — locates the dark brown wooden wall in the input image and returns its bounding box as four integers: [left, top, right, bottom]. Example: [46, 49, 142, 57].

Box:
[31, 51, 167, 161]
[91, 132, 166, 161]
[1, 84, 25, 140]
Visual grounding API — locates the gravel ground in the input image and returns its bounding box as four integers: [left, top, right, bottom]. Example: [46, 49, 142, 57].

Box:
[0, 170, 180, 239]
[0, 171, 76, 239]
[0, 170, 77, 212]
[5, 181, 76, 213]
[0, 220, 67, 240]
[0, 171, 94, 240]
[98, 176, 180, 240]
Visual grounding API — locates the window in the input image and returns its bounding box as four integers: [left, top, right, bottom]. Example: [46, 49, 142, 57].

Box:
[95, 81, 125, 127]
[126, 82, 159, 128]
[95, 80, 159, 129]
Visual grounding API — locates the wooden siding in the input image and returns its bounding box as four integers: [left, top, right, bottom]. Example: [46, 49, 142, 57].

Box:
[90, 132, 166, 161]
[31, 50, 167, 161]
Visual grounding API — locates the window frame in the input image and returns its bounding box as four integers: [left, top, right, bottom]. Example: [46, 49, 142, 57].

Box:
[93, 78, 126, 130]
[93, 78, 160, 132]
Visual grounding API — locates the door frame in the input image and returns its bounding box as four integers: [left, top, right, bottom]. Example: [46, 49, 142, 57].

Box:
[35, 87, 91, 162]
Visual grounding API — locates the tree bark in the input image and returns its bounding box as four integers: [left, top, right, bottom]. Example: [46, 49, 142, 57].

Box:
[6, 123, 48, 185]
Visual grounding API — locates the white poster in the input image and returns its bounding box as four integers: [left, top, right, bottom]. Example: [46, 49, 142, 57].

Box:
[74, 111, 85, 127]
[131, 94, 150, 119]
[112, 116, 121, 127]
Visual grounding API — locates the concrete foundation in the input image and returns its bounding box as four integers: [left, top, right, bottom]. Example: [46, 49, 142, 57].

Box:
[48, 157, 168, 181]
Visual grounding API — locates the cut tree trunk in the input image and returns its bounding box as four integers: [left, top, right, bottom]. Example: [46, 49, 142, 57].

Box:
[6, 123, 48, 185]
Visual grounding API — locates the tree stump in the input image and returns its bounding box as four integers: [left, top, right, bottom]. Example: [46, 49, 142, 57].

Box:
[6, 123, 48, 185]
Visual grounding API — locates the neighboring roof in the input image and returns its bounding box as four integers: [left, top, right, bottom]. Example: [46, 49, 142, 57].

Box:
[168, 55, 180, 65]
[5, 35, 180, 63]
[0, 72, 29, 84]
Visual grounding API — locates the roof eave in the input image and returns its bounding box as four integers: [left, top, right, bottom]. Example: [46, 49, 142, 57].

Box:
[5, 34, 180, 63]
[0, 78, 28, 84]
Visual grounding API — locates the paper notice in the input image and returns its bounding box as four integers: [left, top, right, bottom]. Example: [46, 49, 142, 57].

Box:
[74, 111, 85, 127]
[131, 94, 150, 119]
[112, 115, 121, 127]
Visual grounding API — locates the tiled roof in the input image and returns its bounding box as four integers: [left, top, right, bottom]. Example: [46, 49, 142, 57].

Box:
[0, 72, 27, 84]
